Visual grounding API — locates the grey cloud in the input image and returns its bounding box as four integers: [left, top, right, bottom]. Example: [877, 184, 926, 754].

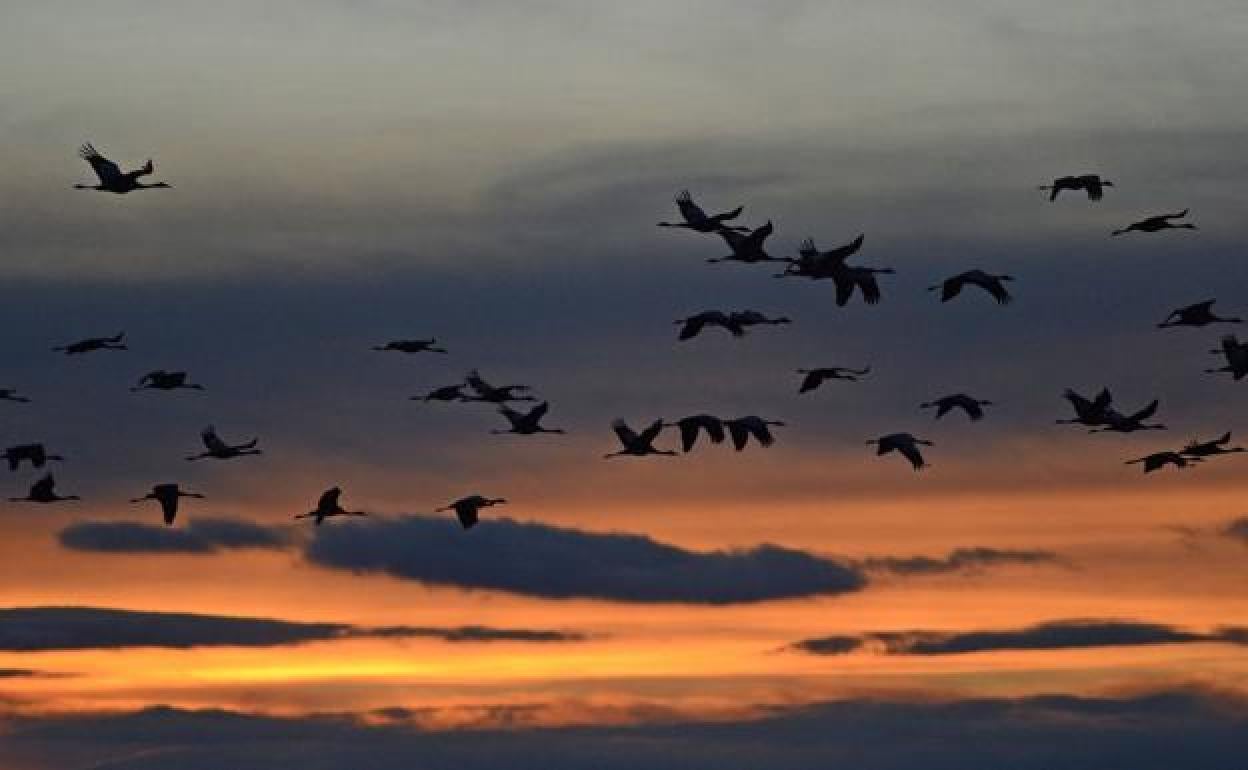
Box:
[860, 546, 1062, 575]
[58, 518, 292, 554]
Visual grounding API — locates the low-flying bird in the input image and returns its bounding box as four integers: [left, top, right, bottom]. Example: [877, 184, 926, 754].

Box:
[1181, 431, 1246, 459]
[604, 419, 677, 458]
[492, 402, 564, 435]
[724, 416, 785, 450]
[186, 426, 263, 461]
[674, 311, 744, 341]
[866, 433, 933, 471]
[1091, 400, 1166, 433]
[657, 190, 749, 233]
[920, 393, 994, 421]
[709, 221, 782, 264]
[53, 332, 126, 355]
[1158, 300, 1242, 329]
[131, 484, 204, 526]
[778, 235, 866, 278]
[437, 494, 507, 530]
[464, 370, 537, 403]
[132, 370, 204, 392]
[9, 474, 79, 504]
[1125, 451, 1199, 473]
[413, 384, 470, 403]
[372, 339, 448, 354]
[1038, 174, 1113, 201]
[797, 366, 870, 393]
[1112, 209, 1196, 236]
[1057, 387, 1115, 427]
[929, 270, 1014, 305]
[662, 415, 726, 452]
[73, 143, 172, 194]
[2, 443, 63, 472]
[1207, 335, 1248, 380]
[294, 487, 367, 526]
[0, 389, 30, 403]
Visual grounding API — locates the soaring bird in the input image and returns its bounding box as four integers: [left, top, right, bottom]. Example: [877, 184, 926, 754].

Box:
[132, 370, 204, 392]
[920, 393, 994, 421]
[295, 487, 368, 526]
[674, 311, 745, 341]
[1038, 174, 1113, 201]
[662, 415, 726, 452]
[492, 402, 565, 435]
[464, 370, 537, 403]
[1158, 300, 1242, 329]
[1091, 400, 1166, 433]
[1113, 209, 1196, 236]
[729, 310, 792, 332]
[10, 474, 79, 504]
[929, 270, 1014, 305]
[1125, 451, 1199, 473]
[657, 190, 749, 233]
[73, 143, 172, 194]
[604, 419, 677, 458]
[2, 444, 64, 472]
[709, 221, 782, 264]
[0, 389, 30, 403]
[797, 366, 870, 393]
[437, 494, 507, 530]
[778, 235, 866, 278]
[724, 416, 785, 450]
[186, 426, 263, 461]
[1207, 335, 1248, 380]
[372, 339, 448, 354]
[413, 384, 470, 403]
[1181, 431, 1246, 459]
[131, 484, 204, 526]
[1057, 387, 1115, 427]
[53, 332, 126, 355]
[867, 433, 933, 471]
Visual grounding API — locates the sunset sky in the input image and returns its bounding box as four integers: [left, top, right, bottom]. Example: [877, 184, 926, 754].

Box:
[3, 2, 1248, 767]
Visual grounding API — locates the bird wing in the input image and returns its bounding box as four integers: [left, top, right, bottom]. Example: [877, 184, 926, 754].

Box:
[854, 270, 882, 304]
[958, 397, 985, 420]
[799, 371, 824, 393]
[940, 277, 963, 302]
[824, 233, 865, 261]
[454, 502, 479, 529]
[317, 487, 342, 511]
[1129, 400, 1159, 422]
[982, 278, 1012, 305]
[711, 205, 744, 223]
[896, 443, 926, 470]
[726, 421, 750, 451]
[748, 420, 775, 447]
[80, 143, 123, 185]
[1083, 175, 1104, 200]
[675, 191, 709, 224]
[1192, 299, 1217, 314]
[678, 315, 708, 341]
[832, 272, 856, 307]
[798, 238, 818, 258]
[31, 474, 55, 497]
[742, 220, 774, 251]
[161, 496, 178, 526]
[201, 426, 229, 452]
[1093, 388, 1113, 412]
[137, 370, 160, 386]
[528, 401, 550, 422]
[637, 419, 665, 447]
[611, 419, 639, 447]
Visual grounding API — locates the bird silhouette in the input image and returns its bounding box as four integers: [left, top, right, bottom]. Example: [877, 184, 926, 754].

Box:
[604, 419, 677, 458]
[53, 332, 126, 355]
[131, 484, 204, 526]
[437, 494, 507, 530]
[867, 433, 933, 471]
[777, 235, 866, 278]
[1057, 388, 1115, 427]
[492, 402, 564, 435]
[674, 311, 745, 340]
[463, 370, 537, 403]
[131, 370, 204, 392]
[709, 221, 783, 264]
[657, 190, 749, 233]
[0, 389, 30, 403]
[1125, 451, 1199, 473]
[1090, 400, 1166, 433]
[1158, 300, 1241, 329]
[724, 416, 785, 450]
[294, 487, 368, 525]
[832, 265, 894, 306]
[1113, 209, 1196, 236]
[10, 474, 79, 504]
[1207, 335, 1248, 380]
[662, 415, 726, 452]
[929, 270, 1014, 304]
[1181, 431, 1246, 459]
[729, 310, 792, 331]
[372, 339, 448, 354]
[186, 426, 263, 461]
[797, 366, 870, 393]
[1038, 174, 1113, 201]
[73, 144, 172, 194]
[2, 444, 64, 472]
[414, 385, 470, 403]
[920, 393, 994, 421]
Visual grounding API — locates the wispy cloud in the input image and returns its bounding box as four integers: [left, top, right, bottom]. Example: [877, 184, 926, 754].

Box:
[58, 518, 293, 554]
[859, 546, 1062, 575]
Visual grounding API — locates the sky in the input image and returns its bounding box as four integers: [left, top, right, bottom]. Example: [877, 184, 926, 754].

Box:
[3, 1, 1248, 767]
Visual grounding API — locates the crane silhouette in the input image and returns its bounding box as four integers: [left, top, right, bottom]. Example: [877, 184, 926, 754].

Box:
[0, 389, 30, 403]
[10, 474, 79, 504]
[1038, 174, 1113, 201]
[1057, 388, 1115, 427]
[2, 444, 64, 471]
[1158, 300, 1241, 329]
[131, 484, 204, 526]
[724, 416, 785, 450]
[1113, 209, 1196, 236]
[675, 311, 744, 340]
[73, 144, 172, 194]
[1181, 432, 1246, 459]
[464, 370, 537, 403]
[492, 402, 565, 435]
[1125, 451, 1199, 473]
[373, 339, 448, 354]
[777, 235, 866, 278]
[662, 415, 726, 452]
[186, 426, 263, 461]
[1090, 400, 1166, 433]
[437, 495, 507, 530]
[1207, 335, 1248, 380]
[604, 419, 677, 458]
[709, 221, 783, 264]
[921, 393, 994, 421]
[657, 190, 749, 233]
[798, 366, 870, 392]
[131, 370, 205, 392]
[53, 332, 126, 355]
[930, 270, 1014, 304]
[295, 487, 368, 525]
[867, 433, 933, 471]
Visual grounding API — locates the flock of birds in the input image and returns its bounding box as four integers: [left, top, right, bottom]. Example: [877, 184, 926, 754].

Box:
[6, 148, 1241, 533]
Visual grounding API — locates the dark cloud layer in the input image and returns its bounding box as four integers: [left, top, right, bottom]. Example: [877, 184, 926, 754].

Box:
[58, 518, 291, 554]
[0, 607, 584, 651]
[304, 515, 867, 604]
[793, 619, 1248, 656]
[860, 546, 1061, 575]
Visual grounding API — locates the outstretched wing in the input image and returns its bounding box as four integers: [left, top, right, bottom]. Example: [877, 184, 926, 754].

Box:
[799, 370, 824, 393]
[1129, 399, 1159, 422]
[675, 190, 709, 225]
[527, 401, 550, 422]
[31, 474, 56, 497]
[824, 233, 865, 261]
[747, 421, 776, 447]
[637, 419, 665, 447]
[80, 143, 123, 185]
[896, 443, 926, 470]
[742, 220, 774, 251]
[940, 276, 964, 302]
[726, 421, 750, 451]
[854, 270, 882, 304]
[983, 279, 1012, 305]
[1081, 175, 1104, 200]
[678, 315, 708, 341]
[611, 419, 639, 447]
[201, 426, 229, 453]
[317, 487, 341, 511]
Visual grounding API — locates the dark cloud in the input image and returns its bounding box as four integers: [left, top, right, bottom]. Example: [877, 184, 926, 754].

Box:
[1222, 516, 1248, 543]
[0, 607, 584, 651]
[58, 518, 292, 554]
[304, 515, 867, 604]
[793, 619, 1248, 657]
[860, 546, 1062, 576]
[0, 668, 42, 678]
